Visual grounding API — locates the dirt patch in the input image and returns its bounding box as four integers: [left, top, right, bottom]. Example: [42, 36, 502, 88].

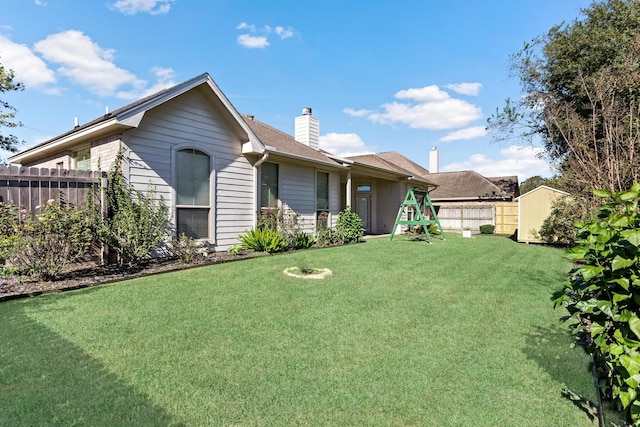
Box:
[0, 251, 261, 301]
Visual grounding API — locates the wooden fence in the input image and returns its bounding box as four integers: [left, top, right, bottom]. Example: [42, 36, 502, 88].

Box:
[436, 202, 519, 235]
[0, 166, 106, 213]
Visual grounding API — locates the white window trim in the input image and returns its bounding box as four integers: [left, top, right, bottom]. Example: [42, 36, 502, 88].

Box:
[171, 143, 216, 243]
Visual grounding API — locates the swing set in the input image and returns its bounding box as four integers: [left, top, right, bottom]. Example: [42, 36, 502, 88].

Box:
[390, 188, 444, 243]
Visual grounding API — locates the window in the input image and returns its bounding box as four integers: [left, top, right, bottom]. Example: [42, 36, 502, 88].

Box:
[76, 148, 91, 171]
[357, 184, 371, 192]
[261, 162, 279, 208]
[316, 171, 329, 228]
[176, 149, 210, 239]
[317, 172, 329, 210]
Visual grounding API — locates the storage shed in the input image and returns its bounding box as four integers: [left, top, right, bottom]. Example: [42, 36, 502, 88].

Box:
[515, 185, 570, 243]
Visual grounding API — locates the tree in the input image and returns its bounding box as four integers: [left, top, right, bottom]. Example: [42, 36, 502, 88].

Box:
[0, 62, 24, 153]
[489, 0, 640, 205]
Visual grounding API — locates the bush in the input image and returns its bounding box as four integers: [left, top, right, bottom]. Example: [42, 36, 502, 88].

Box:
[238, 227, 287, 253]
[539, 196, 588, 245]
[315, 227, 338, 247]
[553, 183, 640, 425]
[258, 205, 307, 249]
[479, 224, 495, 234]
[291, 232, 315, 249]
[12, 200, 94, 281]
[97, 150, 171, 266]
[335, 206, 364, 244]
[171, 233, 204, 264]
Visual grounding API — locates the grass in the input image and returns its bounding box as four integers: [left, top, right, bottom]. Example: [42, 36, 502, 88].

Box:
[0, 234, 602, 426]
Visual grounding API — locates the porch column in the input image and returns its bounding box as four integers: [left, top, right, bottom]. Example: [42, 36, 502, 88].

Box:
[346, 170, 352, 207]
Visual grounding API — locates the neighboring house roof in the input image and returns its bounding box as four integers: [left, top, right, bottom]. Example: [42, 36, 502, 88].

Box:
[9, 73, 264, 164]
[428, 170, 515, 201]
[487, 175, 520, 198]
[347, 152, 437, 188]
[515, 185, 569, 200]
[241, 114, 343, 168]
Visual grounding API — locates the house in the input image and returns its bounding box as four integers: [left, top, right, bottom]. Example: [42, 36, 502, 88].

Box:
[515, 185, 570, 243]
[425, 148, 519, 233]
[9, 73, 436, 250]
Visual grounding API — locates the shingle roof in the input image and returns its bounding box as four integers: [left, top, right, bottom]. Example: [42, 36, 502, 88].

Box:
[12, 73, 212, 159]
[346, 151, 437, 187]
[428, 170, 515, 200]
[240, 114, 342, 167]
[487, 175, 520, 198]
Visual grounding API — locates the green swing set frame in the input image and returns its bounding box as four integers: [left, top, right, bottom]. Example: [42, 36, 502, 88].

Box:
[390, 188, 445, 242]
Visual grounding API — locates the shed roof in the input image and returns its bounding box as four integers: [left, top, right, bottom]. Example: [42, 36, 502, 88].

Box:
[515, 185, 569, 200]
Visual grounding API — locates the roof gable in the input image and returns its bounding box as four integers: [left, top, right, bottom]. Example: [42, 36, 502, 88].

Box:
[241, 114, 343, 167]
[515, 185, 570, 200]
[10, 73, 263, 164]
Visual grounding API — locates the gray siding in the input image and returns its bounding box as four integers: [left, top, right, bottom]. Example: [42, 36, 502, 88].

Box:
[123, 89, 254, 249]
[280, 163, 316, 234]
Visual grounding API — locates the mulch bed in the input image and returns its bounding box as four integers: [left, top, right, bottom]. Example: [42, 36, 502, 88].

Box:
[0, 251, 261, 302]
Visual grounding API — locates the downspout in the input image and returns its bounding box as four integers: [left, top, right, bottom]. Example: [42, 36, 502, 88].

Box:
[253, 151, 270, 225]
[346, 169, 352, 208]
[254, 151, 270, 168]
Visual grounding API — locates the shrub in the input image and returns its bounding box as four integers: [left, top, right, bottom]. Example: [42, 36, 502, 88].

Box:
[12, 200, 94, 281]
[335, 206, 364, 244]
[539, 196, 588, 245]
[171, 233, 204, 264]
[291, 232, 315, 250]
[258, 205, 307, 249]
[97, 150, 171, 266]
[315, 227, 338, 247]
[479, 224, 495, 234]
[238, 227, 287, 253]
[427, 223, 440, 235]
[553, 183, 640, 425]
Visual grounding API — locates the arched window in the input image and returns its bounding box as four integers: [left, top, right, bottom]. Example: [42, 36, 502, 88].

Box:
[176, 148, 210, 239]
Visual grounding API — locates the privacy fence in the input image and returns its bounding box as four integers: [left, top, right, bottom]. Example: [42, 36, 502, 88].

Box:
[0, 166, 106, 214]
[436, 202, 518, 235]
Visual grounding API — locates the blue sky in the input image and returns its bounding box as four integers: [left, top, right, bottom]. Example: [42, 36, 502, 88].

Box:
[2, 0, 593, 181]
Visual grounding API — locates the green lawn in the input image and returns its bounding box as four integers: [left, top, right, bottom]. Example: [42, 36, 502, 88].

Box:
[1, 234, 599, 426]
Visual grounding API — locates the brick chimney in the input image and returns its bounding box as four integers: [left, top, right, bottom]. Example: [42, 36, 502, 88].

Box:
[295, 107, 319, 149]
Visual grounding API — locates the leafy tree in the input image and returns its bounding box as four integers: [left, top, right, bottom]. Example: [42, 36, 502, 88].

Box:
[554, 184, 640, 425]
[489, 0, 640, 204]
[519, 175, 565, 195]
[0, 62, 24, 153]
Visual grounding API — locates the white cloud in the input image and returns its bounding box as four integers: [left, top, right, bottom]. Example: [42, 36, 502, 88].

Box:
[237, 34, 269, 49]
[109, 0, 173, 15]
[446, 82, 482, 96]
[33, 30, 144, 97]
[441, 145, 553, 181]
[34, 0, 47, 6]
[319, 132, 375, 158]
[395, 85, 450, 102]
[352, 84, 483, 130]
[275, 26, 294, 39]
[236, 22, 294, 48]
[0, 36, 56, 87]
[440, 126, 487, 142]
[343, 107, 373, 117]
[236, 22, 255, 31]
[368, 99, 482, 130]
[116, 66, 177, 99]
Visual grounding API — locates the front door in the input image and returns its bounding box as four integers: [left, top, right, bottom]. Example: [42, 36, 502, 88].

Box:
[356, 195, 371, 233]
